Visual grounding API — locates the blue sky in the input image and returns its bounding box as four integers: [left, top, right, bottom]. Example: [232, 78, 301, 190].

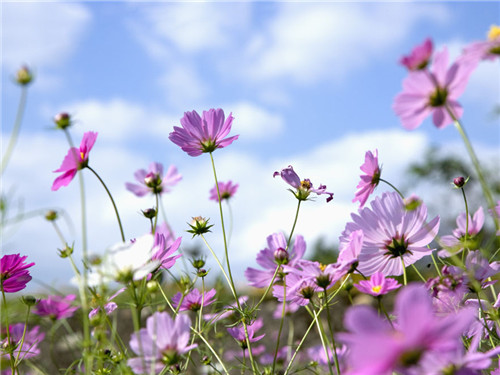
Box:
[2, 1, 499, 291]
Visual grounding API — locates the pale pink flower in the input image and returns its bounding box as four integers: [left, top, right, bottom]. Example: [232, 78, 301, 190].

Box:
[400, 37, 433, 71]
[126, 162, 181, 197]
[209, 180, 238, 202]
[352, 149, 381, 208]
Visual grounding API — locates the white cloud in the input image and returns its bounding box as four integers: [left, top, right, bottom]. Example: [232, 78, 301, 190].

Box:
[242, 3, 449, 84]
[2, 3, 91, 70]
[225, 102, 285, 140]
[159, 64, 210, 109]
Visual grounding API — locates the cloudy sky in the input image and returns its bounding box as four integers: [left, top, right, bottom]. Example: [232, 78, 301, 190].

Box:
[2, 1, 499, 291]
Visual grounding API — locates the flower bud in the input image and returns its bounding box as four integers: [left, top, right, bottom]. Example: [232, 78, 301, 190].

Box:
[453, 176, 466, 188]
[45, 210, 58, 221]
[202, 355, 211, 365]
[404, 195, 422, 211]
[274, 247, 289, 265]
[22, 295, 38, 306]
[141, 208, 157, 219]
[58, 244, 74, 258]
[187, 216, 214, 237]
[146, 280, 159, 293]
[16, 66, 33, 86]
[53, 112, 72, 129]
[191, 257, 206, 270]
[197, 268, 208, 278]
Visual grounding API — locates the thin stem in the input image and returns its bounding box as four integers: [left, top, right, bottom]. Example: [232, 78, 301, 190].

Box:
[1, 289, 16, 374]
[251, 265, 281, 312]
[401, 257, 407, 286]
[153, 193, 159, 235]
[376, 296, 394, 329]
[379, 178, 404, 199]
[1, 86, 28, 175]
[461, 187, 470, 249]
[431, 252, 442, 277]
[323, 289, 341, 375]
[410, 264, 426, 282]
[86, 166, 125, 242]
[14, 305, 31, 366]
[63, 129, 91, 374]
[272, 275, 287, 374]
[308, 305, 334, 375]
[287, 200, 302, 248]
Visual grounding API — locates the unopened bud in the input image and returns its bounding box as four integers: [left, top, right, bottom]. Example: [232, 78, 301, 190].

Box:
[53, 112, 72, 129]
[58, 244, 74, 258]
[16, 66, 33, 86]
[197, 268, 208, 278]
[274, 247, 289, 265]
[142, 208, 157, 219]
[22, 295, 38, 306]
[187, 216, 213, 237]
[453, 176, 466, 188]
[45, 210, 58, 221]
[404, 195, 422, 211]
[191, 257, 206, 270]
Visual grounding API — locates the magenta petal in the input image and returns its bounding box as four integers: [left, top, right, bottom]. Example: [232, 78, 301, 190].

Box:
[51, 170, 77, 191]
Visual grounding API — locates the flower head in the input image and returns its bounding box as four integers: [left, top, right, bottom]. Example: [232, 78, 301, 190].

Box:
[339, 192, 440, 276]
[400, 37, 433, 71]
[439, 207, 484, 257]
[169, 108, 238, 157]
[172, 288, 216, 312]
[354, 271, 401, 297]
[393, 47, 476, 130]
[89, 287, 126, 319]
[52, 131, 98, 191]
[0, 253, 35, 293]
[352, 149, 381, 208]
[128, 312, 197, 373]
[209, 180, 238, 202]
[1, 324, 44, 360]
[463, 25, 500, 63]
[126, 162, 181, 197]
[274, 165, 333, 203]
[33, 294, 79, 320]
[227, 318, 265, 349]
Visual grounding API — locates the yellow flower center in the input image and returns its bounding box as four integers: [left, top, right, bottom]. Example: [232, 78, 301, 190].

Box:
[319, 263, 327, 272]
[371, 285, 382, 293]
[488, 25, 500, 40]
[80, 151, 85, 160]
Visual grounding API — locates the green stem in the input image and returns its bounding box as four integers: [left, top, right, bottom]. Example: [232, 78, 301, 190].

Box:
[272, 275, 287, 374]
[1, 86, 28, 175]
[251, 265, 281, 312]
[379, 178, 404, 199]
[153, 193, 159, 235]
[376, 296, 394, 329]
[308, 305, 334, 375]
[63, 129, 91, 375]
[401, 257, 407, 286]
[447, 106, 499, 231]
[410, 264, 426, 282]
[1, 289, 16, 374]
[287, 200, 302, 248]
[14, 305, 31, 366]
[323, 289, 341, 375]
[86, 166, 125, 242]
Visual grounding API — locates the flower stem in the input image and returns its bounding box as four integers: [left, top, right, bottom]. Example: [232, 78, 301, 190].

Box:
[401, 257, 407, 286]
[323, 288, 341, 375]
[86, 166, 125, 242]
[14, 305, 31, 366]
[287, 200, 302, 248]
[1, 86, 28, 175]
[379, 178, 404, 199]
[272, 275, 287, 374]
[1, 289, 16, 374]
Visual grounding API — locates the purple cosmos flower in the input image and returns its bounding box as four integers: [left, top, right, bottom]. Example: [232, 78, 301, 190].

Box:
[1, 324, 44, 360]
[52, 131, 98, 191]
[463, 25, 500, 63]
[0, 253, 35, 293]
[128, 312, 197, 373]
[33, 294, 79, 320]
[393, 47, 476, 130]
[439, 207, 484, 257]
[172, 288, 216, 312]
[89, 287, 126, 319]
[274, 165, 333, 203]
[337, 229, 364, 271]
[339, 192, 440, 277]
[273, 271, 319, 307]
[307, 344, 347, 373]
[203, 296, 248, 323]
[339, 284, 475, 375]
[209, 180, 238, 202]
[169, 108, 238, 157]
[245, 232, 306, 288]
[426, 266, 468, 315]
[354, 271, 401, 297]
[400, 37, 433, 71]
[352, 149, 381, 208]
[126, 162, 181, 197]
[227, 318, 265, 349]
[465, 250, 500, 289]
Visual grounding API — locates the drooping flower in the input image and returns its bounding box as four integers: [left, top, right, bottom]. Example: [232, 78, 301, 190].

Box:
[172, 288, 216, 312]
[339, 192, 440, 276]
[127, 312, 197, 374]
[352, 149, 381, 208]
[33, 294, 79, 320]
[1, 324, 45, 360]
[89, 287, 126, 319]
[169, 108, 238, 157]
[209, 180, 238, 202]
[274, 165, 333, 203]
[339, 284, 475, 375]
[227, 318, 265, 349]
[245, 232, 306, 288]
[126, 162, 182, 197]
[393, 47, 476, 130]
[400, 37, 433, 71]
[0, 253, 35, 293]
[52, 131, 98, 191]
[354, 271, 401, 297]
[463, 25, 500, 63]
[439, 207, 484, 257]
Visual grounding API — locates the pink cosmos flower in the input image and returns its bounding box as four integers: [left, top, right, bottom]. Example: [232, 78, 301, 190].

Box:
[274, 165, 333, 203]
[169, 108, 238, 157]
[172, 288, 216, 312]
[337, 229, 364, 270]
[52, 131, 98, 191]
[227, 318, 265, 348]
[463, 25, 500, 63]
[0, 253, 35, 293]
[354, 271, 401, 297]
[393, 47, 476, 130]
[245, 232, 306, 288]
[439, 206, 484, 257]
[352, 150, 381, 208]
[151, 234, 182, 271]
[400, 38, 433, 71]
[33, 294, 79, 320]
[209, 180, 238, 202]
[126, 162, 181, 197]
[339, 284, 475, 375]
[128, 312, 197, 373]
[339, 192, 440, 277]
[1, 324, 45, 360]
[272, 271, 319, 307]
